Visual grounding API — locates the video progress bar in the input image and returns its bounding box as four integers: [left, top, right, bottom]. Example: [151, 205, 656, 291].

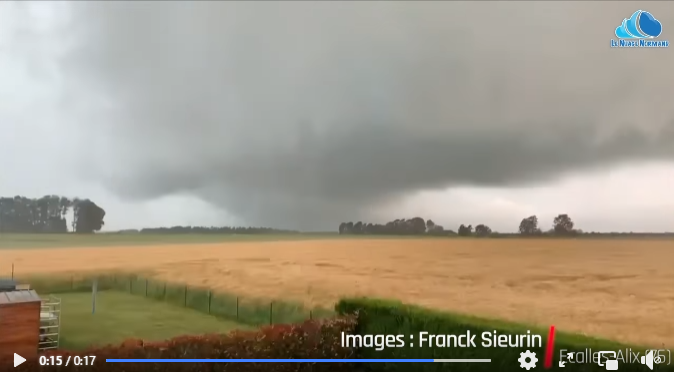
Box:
[107, 359, 492, 363]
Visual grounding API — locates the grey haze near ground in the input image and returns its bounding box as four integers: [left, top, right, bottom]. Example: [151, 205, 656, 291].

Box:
[1, 2, 673, 232]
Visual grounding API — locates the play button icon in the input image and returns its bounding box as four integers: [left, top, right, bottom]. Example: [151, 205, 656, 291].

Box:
[14, 353, 26, 367]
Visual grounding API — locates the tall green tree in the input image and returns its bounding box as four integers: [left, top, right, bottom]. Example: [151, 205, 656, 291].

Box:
[458, 224, 473, 236]
[73, 199, 106, 233]
[475, 224, 492, 237]
[519, 215, 541, 235]
[553, 214, 575, 235]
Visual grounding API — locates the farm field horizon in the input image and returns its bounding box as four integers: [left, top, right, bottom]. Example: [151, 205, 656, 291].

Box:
[1, 236, 672, 348]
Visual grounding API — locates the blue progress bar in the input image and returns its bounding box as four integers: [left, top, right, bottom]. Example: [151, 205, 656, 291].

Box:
[107, 359, 491, 363]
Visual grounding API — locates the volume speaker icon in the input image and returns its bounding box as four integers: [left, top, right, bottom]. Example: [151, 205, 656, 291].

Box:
[640, 350, 654, 370]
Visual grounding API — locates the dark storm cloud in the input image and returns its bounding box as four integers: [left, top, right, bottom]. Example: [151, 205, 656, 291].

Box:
[57, 2, 674, 230]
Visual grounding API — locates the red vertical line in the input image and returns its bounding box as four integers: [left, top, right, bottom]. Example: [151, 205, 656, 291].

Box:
[544, 325, 556, 369]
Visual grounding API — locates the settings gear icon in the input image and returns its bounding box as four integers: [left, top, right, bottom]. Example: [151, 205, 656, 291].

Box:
[518, 350, 538, 370]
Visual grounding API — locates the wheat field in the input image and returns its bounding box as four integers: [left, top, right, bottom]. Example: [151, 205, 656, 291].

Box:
[1, 238, 672, 347]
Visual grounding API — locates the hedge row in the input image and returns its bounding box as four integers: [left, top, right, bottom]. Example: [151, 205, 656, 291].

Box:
[22, 273, 335, 326]
[4, 316, 358, 372]
[336, 297, 672, 372]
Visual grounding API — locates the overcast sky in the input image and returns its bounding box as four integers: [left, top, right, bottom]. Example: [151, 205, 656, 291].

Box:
[1, 2, 673, 232]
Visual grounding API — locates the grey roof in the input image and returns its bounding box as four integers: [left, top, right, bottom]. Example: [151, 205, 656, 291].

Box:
[0, 278, 18, 290]
[0, 290, 41, 305]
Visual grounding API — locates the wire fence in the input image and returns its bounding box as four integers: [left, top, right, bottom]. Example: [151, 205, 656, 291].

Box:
[17, 272, 335, 327]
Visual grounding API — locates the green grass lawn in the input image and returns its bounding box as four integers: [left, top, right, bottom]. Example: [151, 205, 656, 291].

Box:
[55, 291, 252, 350]
[0, 232, 343, 249]
[4, 232, 674, 250]
[0, 232, 439, 249]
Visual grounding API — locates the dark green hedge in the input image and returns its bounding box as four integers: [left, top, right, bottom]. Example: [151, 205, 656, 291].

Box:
[336, 297, 672, 372]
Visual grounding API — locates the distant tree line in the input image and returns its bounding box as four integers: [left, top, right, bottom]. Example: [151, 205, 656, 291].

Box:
[338, 214, 590, 237]
[120, 226, 299, 234]
[0, 195, 105, 233]
[339, 217, 451, 236]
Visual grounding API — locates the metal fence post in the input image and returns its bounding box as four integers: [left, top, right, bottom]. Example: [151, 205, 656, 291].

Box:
[184, 285, 188, 307]
[269, 302, 273, 325]
[207, 291, 212, 314]
[145, 279, 148, 297]
[92, 279, 98, 314]
[236, 296, 239, 320]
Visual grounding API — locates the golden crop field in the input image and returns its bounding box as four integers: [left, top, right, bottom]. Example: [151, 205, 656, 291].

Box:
[1, 238, 672, 347]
